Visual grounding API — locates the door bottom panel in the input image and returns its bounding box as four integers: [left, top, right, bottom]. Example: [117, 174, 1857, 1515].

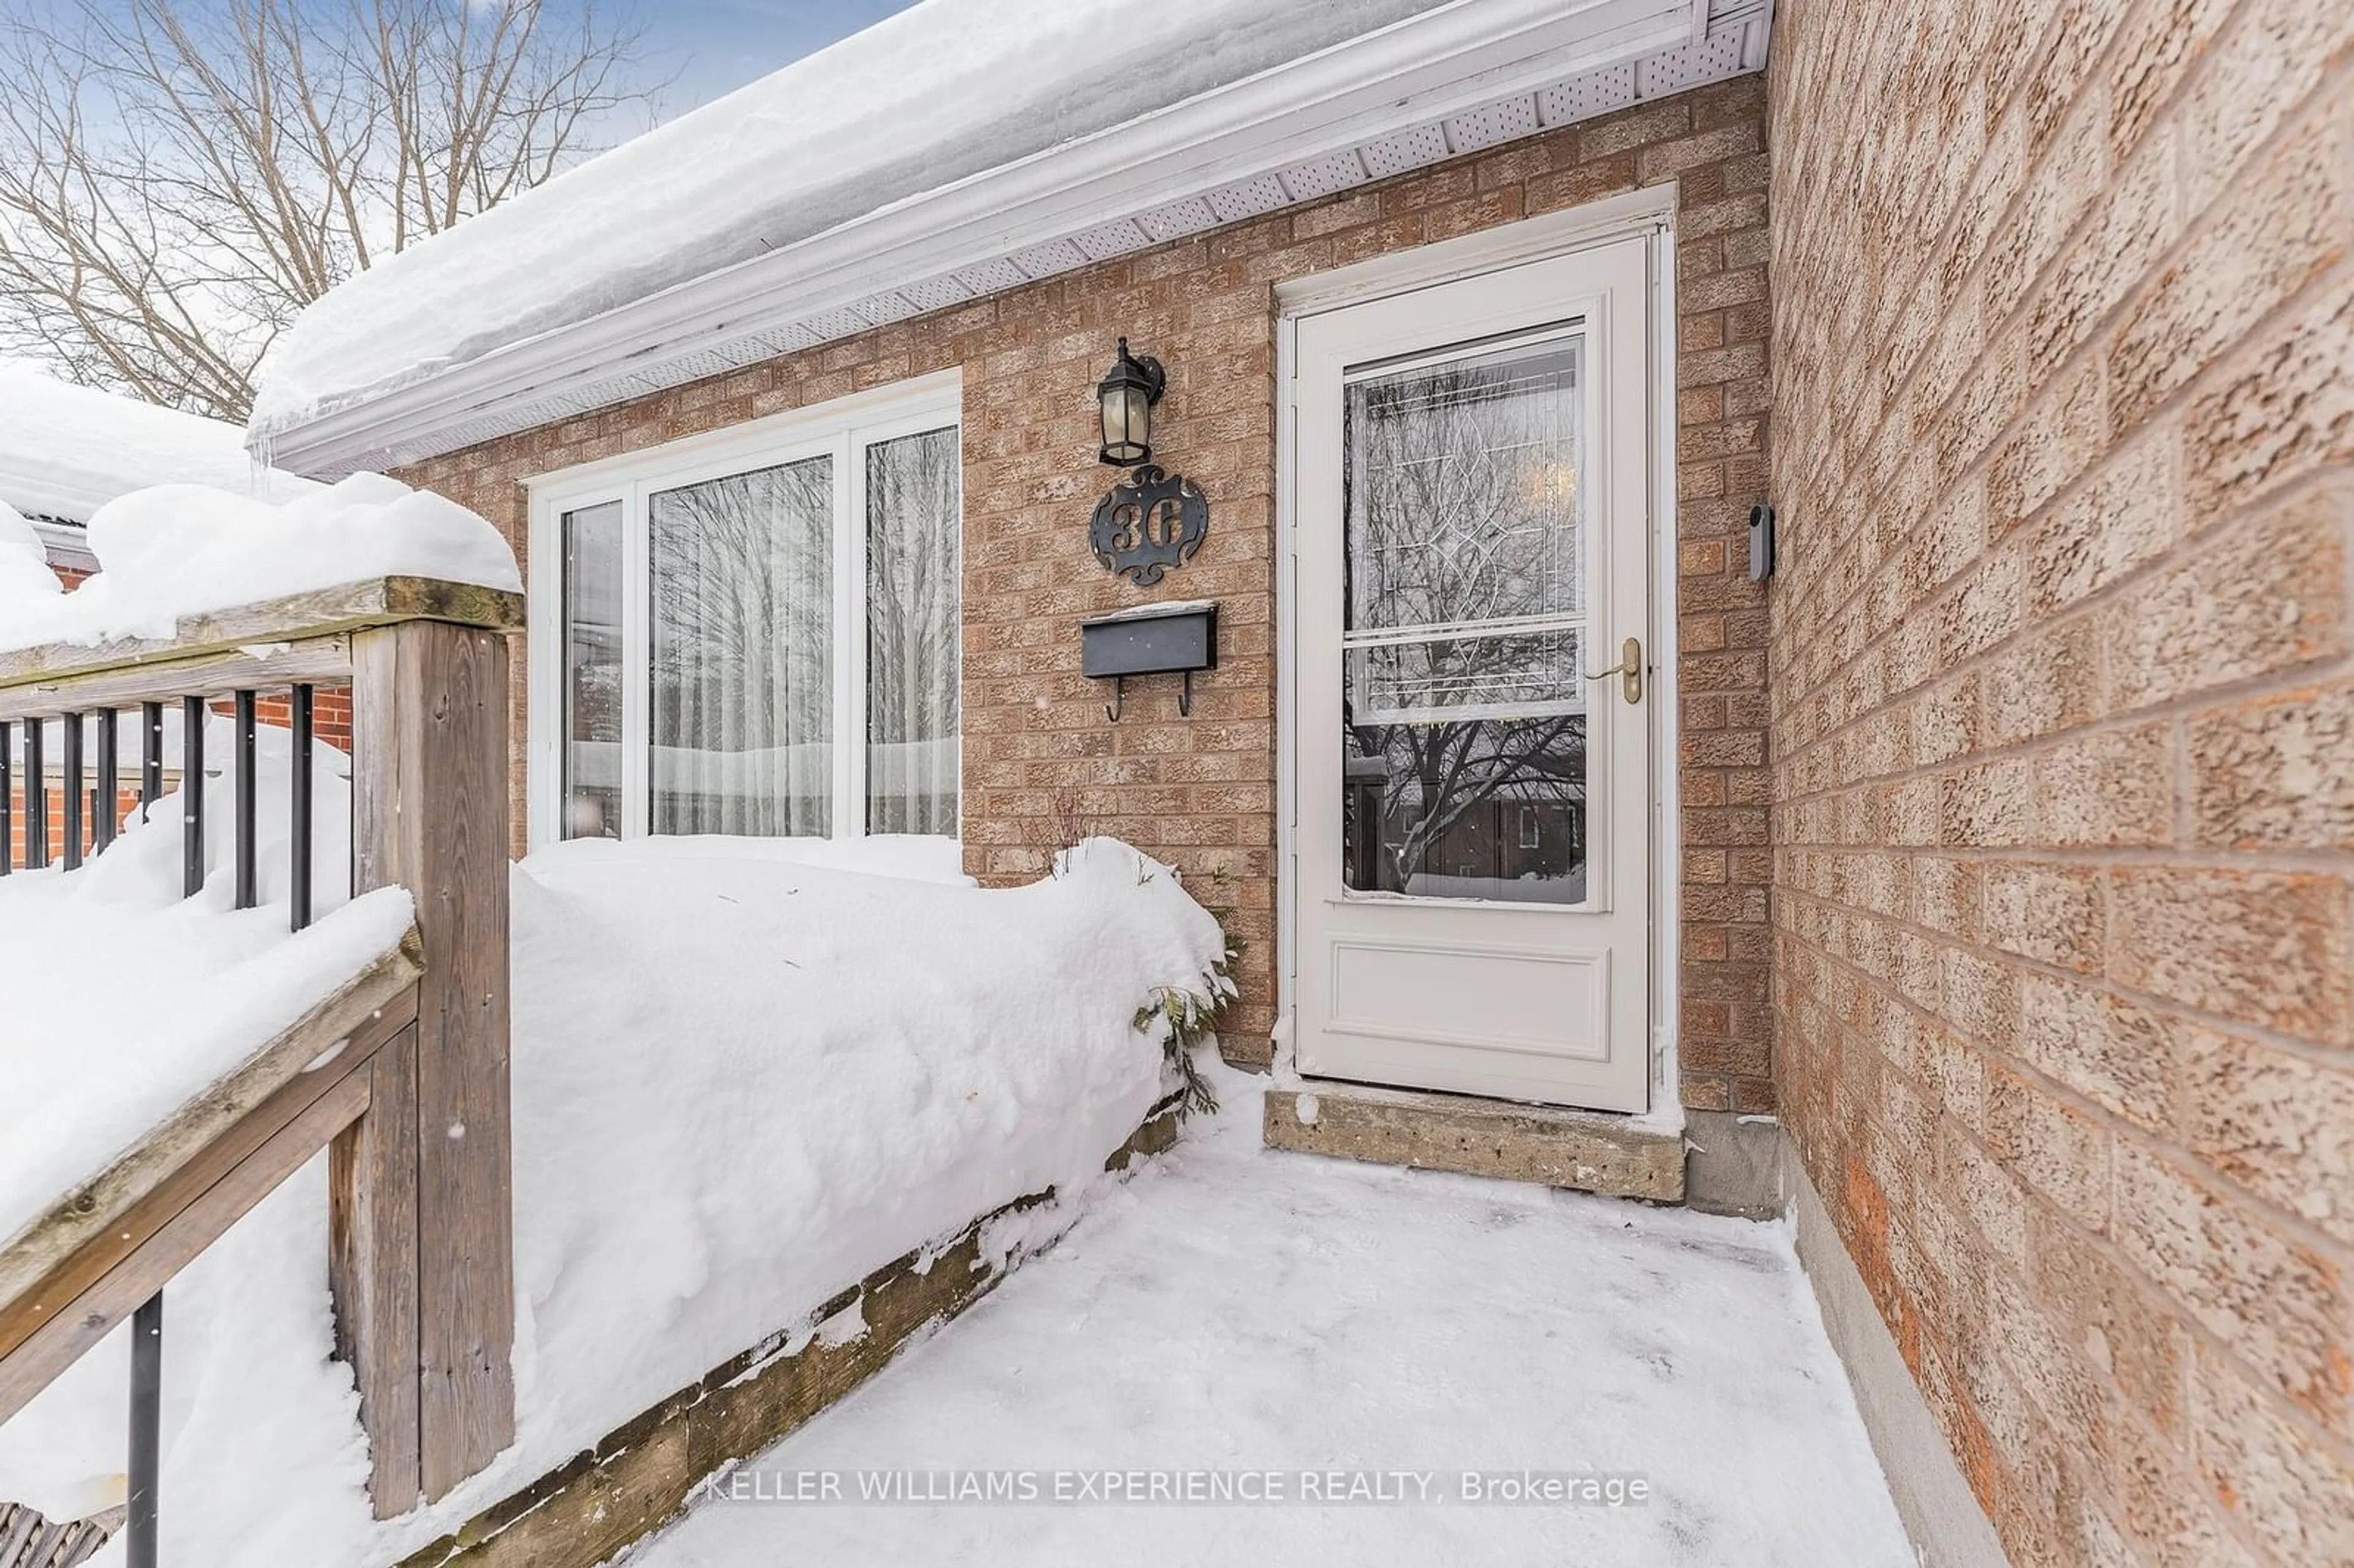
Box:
[1324, 936, 1609, 1062]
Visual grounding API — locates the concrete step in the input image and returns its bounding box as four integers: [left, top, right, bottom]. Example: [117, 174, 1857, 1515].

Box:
[1262, 1081, 1684, 1202]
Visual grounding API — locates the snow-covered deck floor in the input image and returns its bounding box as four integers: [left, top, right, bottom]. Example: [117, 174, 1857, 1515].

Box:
[623, 1071, 1914, 1568]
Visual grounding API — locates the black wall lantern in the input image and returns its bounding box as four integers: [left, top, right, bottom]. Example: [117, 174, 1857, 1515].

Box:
[1095, 337, 1165, 466]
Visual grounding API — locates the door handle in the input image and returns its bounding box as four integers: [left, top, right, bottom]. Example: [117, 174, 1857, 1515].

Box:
[1583, 636, 1643, 705]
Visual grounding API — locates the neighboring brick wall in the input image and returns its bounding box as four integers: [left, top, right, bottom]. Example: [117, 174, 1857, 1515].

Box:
[7, 780, 143, 867]
[398, 77, 1773, 1099]
[4, 693, 351, 870]
[1767, 2, 2351, 1564]
[12, 570, 354, 869]
[249, 688, 353, 750]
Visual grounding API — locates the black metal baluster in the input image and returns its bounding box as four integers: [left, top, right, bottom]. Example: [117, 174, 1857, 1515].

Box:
[140, 701, 164, 814]
[24, 716, 45, 871]
[61, 711, 82, 870]
[290, 685, 313, 932]
[181, 696, 204, 900]
[233, 691, 256, 910]
[126, 1291, 161, 1568]
[94, 710, 118, 853]
[129, 701, 177, 1565]
[0, 718, 12, 876]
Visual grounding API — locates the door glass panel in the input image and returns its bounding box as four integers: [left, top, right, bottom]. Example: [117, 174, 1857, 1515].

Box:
[1342, 717, 1588, 902]
[558, 500, 623, 840]
[1341, 334, 1588, 904]
[1352, 628, 1584, 722]
[1347, 337, 1584, 633]
[649, 456, 834, 835]
[865, 426, 961, 836]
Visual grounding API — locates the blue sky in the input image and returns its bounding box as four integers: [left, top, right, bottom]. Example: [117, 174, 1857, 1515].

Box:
[13, 1, 922, 116]
[640, 0, 923, 111]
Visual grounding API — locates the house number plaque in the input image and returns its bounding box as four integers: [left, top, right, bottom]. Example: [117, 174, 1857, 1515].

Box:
[1089, 465, 1208, 587]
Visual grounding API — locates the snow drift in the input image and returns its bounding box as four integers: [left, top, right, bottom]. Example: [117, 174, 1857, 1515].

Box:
[0, 717, 403, 1245]
[0, 470, 519, 652]
[0, 364, 313, 527]
[0, 829, 1233, 1566]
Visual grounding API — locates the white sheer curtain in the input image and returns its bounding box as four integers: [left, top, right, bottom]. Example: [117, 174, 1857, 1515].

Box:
[558, 499, 625, 840]
[649, 456, 834, 835]
[864, 427, 959, 835]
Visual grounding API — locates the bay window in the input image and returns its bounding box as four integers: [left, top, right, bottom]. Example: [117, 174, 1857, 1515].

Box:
[530, 376, 961, 848]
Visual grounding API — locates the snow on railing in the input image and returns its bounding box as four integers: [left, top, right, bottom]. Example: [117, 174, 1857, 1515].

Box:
[0, 577, 524, 1562]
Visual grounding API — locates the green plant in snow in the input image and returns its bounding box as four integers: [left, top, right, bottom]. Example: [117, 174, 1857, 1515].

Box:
[1135, 901, 1240, 1120]
[1136, 983, 1226, 1119]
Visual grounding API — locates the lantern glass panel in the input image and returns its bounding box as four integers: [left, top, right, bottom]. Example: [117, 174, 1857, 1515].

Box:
[1102, 383, 1150, 462]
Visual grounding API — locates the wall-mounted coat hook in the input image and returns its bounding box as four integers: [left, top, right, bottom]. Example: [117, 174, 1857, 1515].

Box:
[1083, 600, 1217, 725]
[1102, 668, 1196, 723]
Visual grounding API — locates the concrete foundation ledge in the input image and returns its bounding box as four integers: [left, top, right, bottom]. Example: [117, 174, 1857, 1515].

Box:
[1781, 1135, 2013, 1568]
[1262, 1081, 1683, 1201]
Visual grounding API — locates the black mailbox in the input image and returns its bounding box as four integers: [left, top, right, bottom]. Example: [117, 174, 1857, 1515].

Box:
[1081, 599, 1216, 719]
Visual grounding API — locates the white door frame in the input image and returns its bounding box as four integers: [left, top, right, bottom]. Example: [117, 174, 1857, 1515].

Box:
[1273, 186, 1683, 1119]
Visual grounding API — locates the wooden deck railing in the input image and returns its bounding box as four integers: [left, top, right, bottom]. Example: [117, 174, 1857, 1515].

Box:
[0, 577, 524, 1556]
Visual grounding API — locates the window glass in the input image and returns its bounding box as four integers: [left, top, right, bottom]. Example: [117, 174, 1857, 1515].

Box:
[649, 456, 834, 835]
[1347, 337, 1583, 634]
[559, 500, 623, 840]
[549, 395, 964, 848]
[865, 426, 961, 835]
[1340, 335, 1589, 904]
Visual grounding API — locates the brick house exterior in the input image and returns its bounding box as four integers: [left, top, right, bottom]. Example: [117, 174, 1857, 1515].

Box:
[211, 2, 2348, 1561]
[395, 75, 1777, 1103]
[1767, 0, 2352, 1562]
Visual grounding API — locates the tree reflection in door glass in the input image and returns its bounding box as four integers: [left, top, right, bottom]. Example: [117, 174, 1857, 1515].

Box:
[1339, 333, 1590, 903]
[1342, 715, 1588, 900]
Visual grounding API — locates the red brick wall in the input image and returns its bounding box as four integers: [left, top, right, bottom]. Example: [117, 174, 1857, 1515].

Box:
[6, 780, 143, 867]
[397, 77, 1773, 1102]
[1767, 0, 2351, 1561]
[247, 689, 353, 749]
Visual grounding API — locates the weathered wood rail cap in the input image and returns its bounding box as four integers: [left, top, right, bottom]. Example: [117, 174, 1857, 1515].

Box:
[0, 576, 525, 702]
[0, 928, 424, 1424]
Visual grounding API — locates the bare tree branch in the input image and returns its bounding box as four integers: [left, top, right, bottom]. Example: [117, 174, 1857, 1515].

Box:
[0, 0, 657, 421]
[1339, 348, 1593, 897]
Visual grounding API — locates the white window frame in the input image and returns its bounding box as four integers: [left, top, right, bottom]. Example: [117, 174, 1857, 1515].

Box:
[522, 370, 962, 852]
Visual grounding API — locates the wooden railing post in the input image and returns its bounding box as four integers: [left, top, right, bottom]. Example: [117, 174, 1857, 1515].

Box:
[0, 576, 524, 1523]
[338, 615, 516, 1512]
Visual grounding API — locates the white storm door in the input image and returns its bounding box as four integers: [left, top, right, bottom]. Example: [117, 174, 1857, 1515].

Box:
[1292, 235, 1653, 1112]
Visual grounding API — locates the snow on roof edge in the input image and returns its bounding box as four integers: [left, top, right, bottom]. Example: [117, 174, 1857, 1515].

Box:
[0, 365, 316, 523]
[248, 0, 1460, 444]
[257, 1, 1774, 478]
